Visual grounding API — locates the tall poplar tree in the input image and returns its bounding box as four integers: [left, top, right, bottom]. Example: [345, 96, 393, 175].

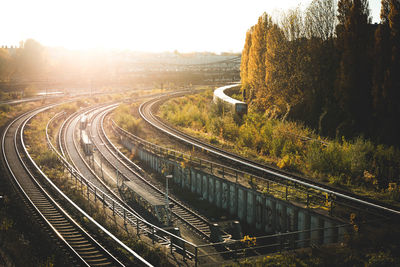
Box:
[372, 0, 391, 119]
[384, 0, 400, 142]
[247, 13, 271, 103]
[335, 0, 372, 135]
[240, 28, 253, 100]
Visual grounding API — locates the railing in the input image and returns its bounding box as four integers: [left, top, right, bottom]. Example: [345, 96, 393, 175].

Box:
[111, 119, 344, 217]
[44, 109, 353, 266]
[196, 224, 348, 263]
[45, 111, 199, 264]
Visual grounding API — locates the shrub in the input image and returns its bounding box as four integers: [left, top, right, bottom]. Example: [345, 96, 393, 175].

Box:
[159, 89, 400, 201]
[305, 141, 349, 178]
[0, 104, 10, 112]
[238, 124, 255, 148]
[372, 145, 400, 189]
[347, 137, 374, 181]
[367, 251, 396, 267]
[221, 116, 239, 141]
[58, 103, 78, 114]
[37, 151, 59, 170]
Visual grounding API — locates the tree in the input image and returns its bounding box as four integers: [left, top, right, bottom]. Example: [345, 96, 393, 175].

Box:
[336, 0, 353, 38]
[264, 19, 307, 120]
[247, 13, 272, 103]
[239, 0, 400, 145]
[264, 24, 288, 116]
[279, 9, 308, 120]
[240, 28, 253, 100]
[281, 7, 305, 41]
[16, 39, 45, 79]
[335, 0, 373, 136]
[0, 48, 12, 82]
[372, 1, 391, 121]
[305, 0, 336, 41]
[383, 0, 400, 143]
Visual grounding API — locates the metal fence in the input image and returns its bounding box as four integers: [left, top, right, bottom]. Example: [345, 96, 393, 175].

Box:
[42, 110, 351, 266]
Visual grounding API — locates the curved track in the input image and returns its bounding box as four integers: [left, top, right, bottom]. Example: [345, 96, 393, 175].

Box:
[57, 105, 155, 232]
[138, 92, 400, 218]
[88, 105, 213, 240]
[57, 103, 201, 259]
[58, 104, 143, 217]
[2, 106, 125, 266]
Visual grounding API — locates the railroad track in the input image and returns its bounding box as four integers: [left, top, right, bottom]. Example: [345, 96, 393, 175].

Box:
[58, 104, 142, 215]
[1, 105, 127, 266]
[56, 103, 202, 259]
[138, 91, 400, 218]
[88, 104, 213, 240]
[56, 105, 157, 234]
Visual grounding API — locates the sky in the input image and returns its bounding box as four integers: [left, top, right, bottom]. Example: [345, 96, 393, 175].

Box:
[0, 0, 382, 53]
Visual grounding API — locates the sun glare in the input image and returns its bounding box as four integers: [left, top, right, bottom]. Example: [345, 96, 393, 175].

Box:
[1, 0, 382, 52]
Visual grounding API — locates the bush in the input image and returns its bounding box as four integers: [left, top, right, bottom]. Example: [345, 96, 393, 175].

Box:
[0, 104, 10, 112]
[366, 251, 396, 267]
[372, 145, 400, 189]
[305, 141, 348, 178]
[114, 104, 142, 135]
[238, 124, 255, 148]
[58, 103, 78, 114]
[37, 151, 59, 170]
[221, 116, 239, 141]
[347, 138, 374, 181]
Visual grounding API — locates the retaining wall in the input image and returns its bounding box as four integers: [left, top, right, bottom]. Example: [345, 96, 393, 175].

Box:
[121, 136, 345, 246]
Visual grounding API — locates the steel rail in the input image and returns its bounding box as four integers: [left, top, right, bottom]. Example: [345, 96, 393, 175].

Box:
[50, 111, 163, 238]
[56, 107, 162, 232]
[84, 103, 211, 241]
[56, 104, 199, 258]
[2, 105, 125, 266]
[138, 92, 400, 217]
[49, 110, 144, 219]
[22, 107, 128, 266]
[92, 105, 212, 239]
[31, 105, 154, 266]
[2, 107, 89, 266]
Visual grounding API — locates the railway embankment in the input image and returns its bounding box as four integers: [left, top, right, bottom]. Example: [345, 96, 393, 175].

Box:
[157, 88, 400, 208]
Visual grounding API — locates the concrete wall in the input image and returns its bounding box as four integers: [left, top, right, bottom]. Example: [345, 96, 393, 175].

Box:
[121, 137, 344, 245]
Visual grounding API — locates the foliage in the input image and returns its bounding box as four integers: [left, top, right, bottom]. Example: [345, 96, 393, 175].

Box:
[57, 103, 78, 114]
[0, 48, 12, 82]
[114, 103, 141, 135]
[160, 90, 400, 202]
[0, 104, 10, 112]
[240, 0, 400, 148]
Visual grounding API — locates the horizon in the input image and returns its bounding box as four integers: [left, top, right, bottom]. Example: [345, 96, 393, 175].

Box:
[1, 0, 381, 53]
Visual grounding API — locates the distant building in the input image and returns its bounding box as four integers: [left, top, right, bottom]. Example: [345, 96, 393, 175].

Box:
[1, 45, 17, 56]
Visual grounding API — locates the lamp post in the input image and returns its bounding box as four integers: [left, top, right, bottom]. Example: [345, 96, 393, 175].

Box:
[165, 174, 173, 226]
[91, 134, 104, 179]
[98, 143, 105, 180]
